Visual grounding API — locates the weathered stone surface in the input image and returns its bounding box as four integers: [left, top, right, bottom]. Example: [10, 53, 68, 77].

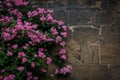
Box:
[100, 25, 120, 45]
[67, 9, 95, 25]
[67, 0, 81, 10]
[73, 27, 99, 44]
[71, 64, 109, 80]
[100, 44, 120, 64]
[65, 39, 100, 64]
[100, 0, 118, 11]
[67, 28, 73, 38]
[32, 0, 66, 9]
[95, 11, 113, 25]
[111, 65, 120, 80]
[65, 39, 81, 64]
[52, 9, 67, 24]
[84, 0, 96, 5]
[113, 16, 120, 25]
[115, 1, 120, 12]
[44, 0, 65, 9]
[80, 42, 100, 64]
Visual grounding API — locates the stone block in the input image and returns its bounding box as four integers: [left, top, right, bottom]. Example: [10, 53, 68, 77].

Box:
[100, 25, 120, 45]
[71, 64, 109, 80]
[100, 0, 118, 11]
[111, 65, 120, 80]
[100, 45, 120, 64]
[80, 43, 100, 64]
[52, 9, 67, 24]
[32, 0, 66, 9]
[67, 9, 95, 25]
[67, 0, 81, 10]
[65, 39, 100, 64]
[95, 11, 113, 25]
[73, 27, 99, 44]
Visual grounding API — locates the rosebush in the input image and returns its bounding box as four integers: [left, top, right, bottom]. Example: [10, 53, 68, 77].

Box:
[0, 0, 72, 80]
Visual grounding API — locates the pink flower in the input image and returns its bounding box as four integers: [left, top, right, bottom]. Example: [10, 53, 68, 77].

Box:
[58, 20, 64, 26]
[60, 67, 69, 75]
[60, 55, 67, 60]
[51, 27, 58, 35]
[17, 66, 25, 72]
[47, 9, 53, 13]
[46, 57, 52, 64]
[34, 54, 38, 58]
[31, 62, 35, 68]
[38, 48, 44, 52]
[33, 77, 38, 80]
[60, 41, 66, 46]
[18, 52, 26, 58]
[22, 57, 27, 63]
[56, 36, 62, 43]
[54, 69, 59, 74]
[14, 0, 29, 6]
[50, 74, 54, 77]
[40, 16, 46, 21]
[62, 26, 67, 31]
[6, 2, 12, 7]
[59, 66, 72, 75]
[32, 10, 38, 16]
[3, 76, 9, 80]
[8, 74, 15, 80]
[27, 11, 32, 17]
[3, 32, 12, 40]
[37, 8, 46, 14]
[27, 76, 32, 80]
[59, 49, 66, 55]
[47, 14, 53, 21]
[38, 51, 46, 59]
[61, 32, 67, 38]
[46, 38, 54, 42]
[66, 65, 72, 70]
[27, 72, 32, 76]
[22, 45, 28, 50]
[41, 68, 47, 72]
[17, 12, 22, 19]
[27, 72, 33, 80]
[0, 76, 3, 79]
[12, 44, 18, 49]
[1, 69, 6, 73]
[7, 51, 13, 56]
[27, 10, 38, 18]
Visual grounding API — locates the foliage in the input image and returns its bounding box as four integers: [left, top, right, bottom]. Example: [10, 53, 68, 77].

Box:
[0, 0, 72, 80]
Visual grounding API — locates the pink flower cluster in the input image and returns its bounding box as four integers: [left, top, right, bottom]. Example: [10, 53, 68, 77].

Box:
[13, 0, 29, 6]
[59, 49, 67, 60]
[17, 66, 25, 72]
[0, 0, 72, 79]
[8, 9, 22, 19]
[3, 74, 15, 80]
[54, 65, 72, 75]
[46, 57, 52, 64]
[0, 15, 13, 24]
[38, 48, 46, 59]
[60, 65, 72, 75]
[26, 72, 39, 80]
[27, 10, 38, 18]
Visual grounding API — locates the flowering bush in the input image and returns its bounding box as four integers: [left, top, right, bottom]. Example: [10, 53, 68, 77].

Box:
[0, 0, 72, 80]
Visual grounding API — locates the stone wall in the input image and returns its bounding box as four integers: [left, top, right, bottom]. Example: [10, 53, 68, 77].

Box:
[31, 0, 120, 80]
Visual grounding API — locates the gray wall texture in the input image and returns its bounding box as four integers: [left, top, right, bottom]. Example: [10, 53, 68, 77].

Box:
[32, 0, 120, 80]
